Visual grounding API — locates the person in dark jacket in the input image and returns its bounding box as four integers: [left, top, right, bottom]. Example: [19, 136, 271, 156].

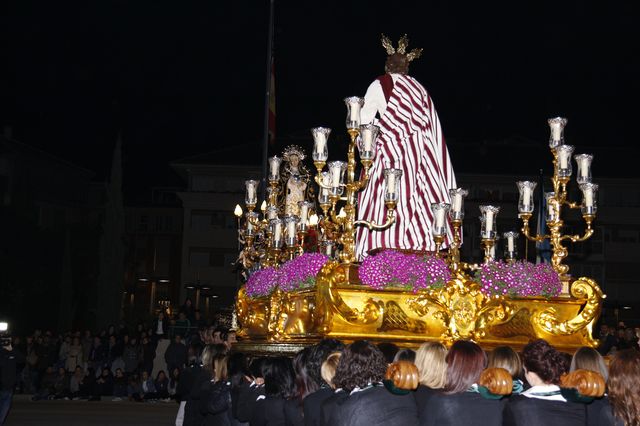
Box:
[199, 354, 232, 426]
[326, 340, 419, 426]
[503, 339, 585, 426]
[591, 349, 639, 426]
[155, 370, 170, 400]
[1, 342, 24, 425]
[184, 344, 227, 426]
[227, 352, 251, 426]
[250, 356, 303, 426]
[413, 342, 447, 417]
[305, 351, 341, 426]
[165, 334, 188, 373]
[234, 357, 266, 424]
[421, 340, 505, 426]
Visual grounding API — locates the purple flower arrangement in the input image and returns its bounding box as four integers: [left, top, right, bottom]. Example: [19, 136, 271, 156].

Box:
[474, 261, 562, 298]
[278, 253, 330, 292]
[244, 253, 330, 298]
[359, 250, 451, 292]
[245, 267, 280, 298]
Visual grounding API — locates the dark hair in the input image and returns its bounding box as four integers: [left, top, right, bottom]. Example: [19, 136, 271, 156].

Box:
[228, 352, 250, 388]
[393, 348, 416, 363]
[307, 339, 345, 387]
[608, 349, 640, 426]
[333, 340, 387, 392]
[522, 339, 567, 385]
[263, 357, 297, 400]
[377, 342, 399, 364]
[293, 347, 318, 401]
[444, 340, 487, 394]
[249, 357, 268, 380]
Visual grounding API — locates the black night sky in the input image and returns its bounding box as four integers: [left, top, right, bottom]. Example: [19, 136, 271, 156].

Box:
[1, 0, 639, 193]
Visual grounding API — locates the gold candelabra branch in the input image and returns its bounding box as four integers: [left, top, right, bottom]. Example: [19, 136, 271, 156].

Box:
[515, 118, 598, 281]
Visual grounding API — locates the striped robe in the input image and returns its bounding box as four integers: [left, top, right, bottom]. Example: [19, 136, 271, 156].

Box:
[356, 74, 457, 260]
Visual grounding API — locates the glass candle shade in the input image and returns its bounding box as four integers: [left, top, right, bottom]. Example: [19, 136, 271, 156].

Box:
[328, 161, 347, 196]
[344, 96, 364, 130]
[321, 240, 335, 258]
[311, 127, 331, 162]
[479, 205, 500, 239]
[431, 202, 451, 237]
[298, 201, 313, 230]
[245, 212, 259, 236]
[383, 168, 403, 203]
[548, 117, 568, 148]
[545, 192, 559, 222]
[283, 215, 299, 246]
[449, 188, 468, 220]
[270, 218, 283, 248]
[245, 180, 259, 206]
[575, 154, 593, 184]
[503, 231, 519, 259]
[516, 181, 537, 214]
[268, 156, 282, 182]
[579, 183, 598, 215]
[357, 124, 379, 161]
[555, 145, 575, 177]
[318, 172, 331, 205]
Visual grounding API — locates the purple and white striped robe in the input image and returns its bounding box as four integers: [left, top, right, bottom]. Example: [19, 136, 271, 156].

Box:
[356, 73, 457, 260]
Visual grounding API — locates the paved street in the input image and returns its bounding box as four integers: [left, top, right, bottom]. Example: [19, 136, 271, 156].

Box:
[6, 395, 178, 426]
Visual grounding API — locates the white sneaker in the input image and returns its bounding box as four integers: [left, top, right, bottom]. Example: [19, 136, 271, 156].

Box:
[112, 397, 122, 402]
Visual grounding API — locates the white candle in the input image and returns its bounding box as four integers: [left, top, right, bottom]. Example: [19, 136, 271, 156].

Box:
[286, 220, 296, 238]
[580, 157, 590, 178]
[299, 204, 309, 224]
[453, 193, 462, 213]
[331, 168, 341, 187]
[314, 134, 326, 155]
[387, 173, 397, 193]
[560, 152, 569, 169]
[349, 103, 360, 122]
[551, 122, 562, 142]
[247, 185, 256, 201]
[584, 188, 593, 207]
[507, 236, 515, 252]
[522, 186, 532, 209]
[485, 211, 494, 233]
[274, 222, 282, 242]
[435, 208, 446, 229]
[362, 131, 374, 151]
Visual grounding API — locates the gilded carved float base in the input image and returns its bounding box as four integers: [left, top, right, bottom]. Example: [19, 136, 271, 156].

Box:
[235, 262, 604, 355]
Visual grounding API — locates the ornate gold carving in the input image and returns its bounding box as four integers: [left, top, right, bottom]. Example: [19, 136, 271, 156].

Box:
[489, 308, 536, 339]
[533, 277, 603, 346]
[377, 300, 427, 334]
[408, 278, 514, 342]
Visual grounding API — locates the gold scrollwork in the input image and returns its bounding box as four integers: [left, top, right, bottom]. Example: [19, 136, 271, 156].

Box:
[533, 277, 604, 346]
[408, 278, 514, 342]
[378, 300, 427, 334]
[316, 261, 380, 326]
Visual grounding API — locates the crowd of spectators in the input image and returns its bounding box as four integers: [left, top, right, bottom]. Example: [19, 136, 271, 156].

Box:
[7, 298, 236, 404]
[4, 304, 640, 426]
[172, 334, 640, 426]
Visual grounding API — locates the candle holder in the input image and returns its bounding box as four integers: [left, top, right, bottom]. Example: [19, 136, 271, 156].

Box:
[518, 117, 597, 282]
[503, 231, 519, 263]
[481, 238, 497, 263]
[479, 205, 500, 240]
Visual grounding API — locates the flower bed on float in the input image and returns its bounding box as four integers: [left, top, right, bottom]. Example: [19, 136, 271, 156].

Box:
[245, 253, 329, 298]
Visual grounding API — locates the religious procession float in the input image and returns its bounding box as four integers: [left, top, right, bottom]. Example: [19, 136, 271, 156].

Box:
[232, 37, 603, 355]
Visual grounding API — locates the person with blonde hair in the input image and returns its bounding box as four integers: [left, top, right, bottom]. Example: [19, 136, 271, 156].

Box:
[570, 346, 608, 381]
[413, 341, 447, 419]
[488, 346, 523, 394]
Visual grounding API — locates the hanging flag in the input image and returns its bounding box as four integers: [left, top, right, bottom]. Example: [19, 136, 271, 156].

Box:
[268, 57, 276, 145]
[536, 171, 552, 264]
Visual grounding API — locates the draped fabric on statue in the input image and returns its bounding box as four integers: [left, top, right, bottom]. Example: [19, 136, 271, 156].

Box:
[356, 74, 457, 260]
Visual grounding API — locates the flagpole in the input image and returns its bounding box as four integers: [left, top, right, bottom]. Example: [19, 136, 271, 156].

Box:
[261, 0, 275, 203]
